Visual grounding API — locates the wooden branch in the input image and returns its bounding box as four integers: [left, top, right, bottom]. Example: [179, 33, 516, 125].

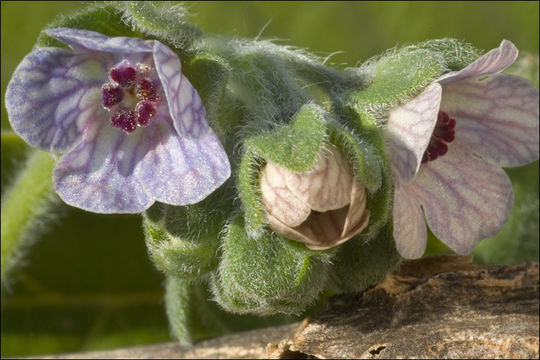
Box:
[37, 256, 539, 359]
[270, 256, 539, 359]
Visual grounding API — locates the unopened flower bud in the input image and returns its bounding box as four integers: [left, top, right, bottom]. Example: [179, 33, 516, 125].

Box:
[261, 145, 370, 250]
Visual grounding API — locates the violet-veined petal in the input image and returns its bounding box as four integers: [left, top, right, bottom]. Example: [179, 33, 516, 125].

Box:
[442, 74, 539, 167]
[153, 42, 209, 139]
[53, 123, 153, 213]
[392, 183, 427, 259]
[438, 40, 518, 84]
[5, 47, 109, 153]
[135, 115, 230, 206]
[283, 146, 353, 212]
[412, 141, 514, 255]
[261, 162, 311, 227]
[383, 83, 442, 184]
[45, 28, 154, 54]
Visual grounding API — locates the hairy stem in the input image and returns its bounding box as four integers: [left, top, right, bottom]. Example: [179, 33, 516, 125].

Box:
[1, 150, 58, 285]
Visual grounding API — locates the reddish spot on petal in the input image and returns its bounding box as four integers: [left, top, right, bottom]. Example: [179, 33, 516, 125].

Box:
[111, 108, 137, 133]
[110, 64, 136, 88]
[101, 83, 124, 109]
[136, 100, 157, 127]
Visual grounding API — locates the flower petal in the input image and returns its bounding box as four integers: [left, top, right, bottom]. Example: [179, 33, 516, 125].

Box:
[261, 162, 311, 227]
[284, 145, 353, 212]
[53, 123, 153, 213]
[5, 47, 108, 152]
[153, 42, 209, 139]
[437, 40, 518, 84]
[45, 28, 154, 53]
[135, 115, 231, 206]
[383, 83, 442, 184]
[342, 182, 368, 236]
[412, 141, 514, 255]
[442, 74, 539, 167]
[392, 183, 427, 259]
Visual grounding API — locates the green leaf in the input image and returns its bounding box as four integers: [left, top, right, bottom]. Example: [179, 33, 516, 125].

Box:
[211, 215, 335, 315]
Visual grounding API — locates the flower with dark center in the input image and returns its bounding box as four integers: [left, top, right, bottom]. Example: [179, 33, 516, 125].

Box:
[5, 28, 231, 213]
[383, 40, 539, 258]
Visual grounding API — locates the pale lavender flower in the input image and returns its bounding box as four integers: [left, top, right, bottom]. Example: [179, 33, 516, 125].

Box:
[5, 28, 230, 213]
[383, 40, 539, 258]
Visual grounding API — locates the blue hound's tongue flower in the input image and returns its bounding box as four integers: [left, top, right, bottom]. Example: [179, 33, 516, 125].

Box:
[382, 40, 539, 258]
[5, 28, 231, 214]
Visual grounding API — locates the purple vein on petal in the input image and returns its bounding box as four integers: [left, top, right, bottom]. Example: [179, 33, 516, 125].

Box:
[153, 42, 209, 139]
[437, 40, 518, 85]
[44, 28, 154, 54]
[443, 74, 539, 167]
[5, 47, 109, 153]
[383, 83, 442, 184]
[134, 115, 230, 205]
[412, 142, 514, 255]
[53, 122, 153, 214]
[392, 183, 427, 259]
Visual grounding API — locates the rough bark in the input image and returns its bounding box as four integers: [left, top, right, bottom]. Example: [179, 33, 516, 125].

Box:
[36, 256, 539, 359]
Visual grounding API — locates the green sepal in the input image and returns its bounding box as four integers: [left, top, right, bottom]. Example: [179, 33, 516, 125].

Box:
[184, 53, 234, 139]
[37, 4, 139, 48]
[245, 103, 327, 172]
[211, 215, 335, 315]
[348, 39, 482, 120]
[349, 48, 443, 112]
[414, 38, 482, 71]
[165, 276, 296, 345]
[237, 149, 266, 239]
[121, 1, 203, 51]
[328, 221, 401, 294]
[328, 109, 394, 240]
[36, 2, 202, 55]
[143, 182, 235, 281]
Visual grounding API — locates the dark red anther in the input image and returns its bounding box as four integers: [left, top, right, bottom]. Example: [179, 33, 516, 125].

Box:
[136, 100, 157, 127]
[111, 108, 137, 134]
[421, 111, 456, 164]
[101, 83, 124, 109]
[136, 79, 158, 101]
[110, 64, 137, 88]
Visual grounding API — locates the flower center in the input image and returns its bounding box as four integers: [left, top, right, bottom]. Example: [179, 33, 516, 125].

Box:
[421, 111, 456, 164]
[101, 61, 159, 134]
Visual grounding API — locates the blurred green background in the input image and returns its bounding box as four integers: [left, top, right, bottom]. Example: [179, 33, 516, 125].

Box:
[1, 1, 538, 357]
